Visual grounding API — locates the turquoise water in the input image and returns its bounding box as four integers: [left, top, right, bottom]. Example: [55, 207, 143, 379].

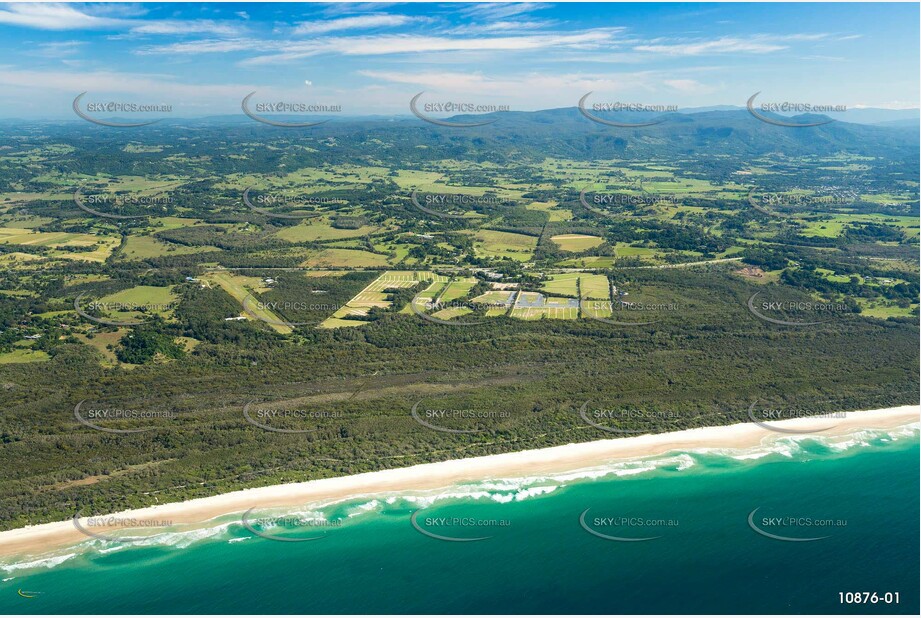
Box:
[2, 425, 918, 614]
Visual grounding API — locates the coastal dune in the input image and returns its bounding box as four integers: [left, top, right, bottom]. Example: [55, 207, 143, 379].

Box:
[1, 405, 917, 560]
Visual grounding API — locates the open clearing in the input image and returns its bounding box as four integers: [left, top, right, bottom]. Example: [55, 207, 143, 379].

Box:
[437, 278, 477, 302]
[274, 220, 379, 243]
[0, 348, 50, 364]
[94, 286, 179, 322]
[121, 235, 217, 259]
[0, 227, 118, 262]
[550, 234, 604, 252]
[579, 274, 610, 299]
[510, 292, 579, 320]
[300, 248, 390, 268]
[323, 271, 447, 327]
[542, 273, 579, 296]
[473, 230, 538, 261]
[203, 272, 292, 334]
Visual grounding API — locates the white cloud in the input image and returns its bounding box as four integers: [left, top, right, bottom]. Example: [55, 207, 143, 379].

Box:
[447, 20, 556, 34]
[0, 3, 128, 30]
[635, 37, 789, 55]
[0, 68, 247, 99]
[632, 33, 852, 56]
[852, 101, 920, 110]
[140, 30, 622, 65]
[457, 3, 548, 20]
[358, 69, 709, 104]
[130, 20, 243, 36]
[0, 3, 243, 36]
[294, 14, 418, 35]
[31, 40, 85, 58]
[319, 3, 404, 18]
[662, 79, 712, 94]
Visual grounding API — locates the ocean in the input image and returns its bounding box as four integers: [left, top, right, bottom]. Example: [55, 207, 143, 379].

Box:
[2, 424, 918, 615]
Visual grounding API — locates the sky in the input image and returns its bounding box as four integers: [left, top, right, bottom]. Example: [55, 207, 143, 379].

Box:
[0, 2, 918, 119]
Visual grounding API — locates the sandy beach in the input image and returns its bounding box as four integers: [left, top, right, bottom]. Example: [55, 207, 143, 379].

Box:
[1, 404, 917, 560]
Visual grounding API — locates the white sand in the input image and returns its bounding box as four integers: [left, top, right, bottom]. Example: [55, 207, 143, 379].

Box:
[1, 405, 917, 559]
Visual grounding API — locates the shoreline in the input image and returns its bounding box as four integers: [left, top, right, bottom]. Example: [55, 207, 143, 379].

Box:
[1, 404, 918, 561]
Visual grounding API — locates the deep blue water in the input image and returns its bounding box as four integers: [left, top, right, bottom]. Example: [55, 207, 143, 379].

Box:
[1, 426, 918, 614]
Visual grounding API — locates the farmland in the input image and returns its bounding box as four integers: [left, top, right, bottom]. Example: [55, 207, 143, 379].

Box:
[0, 116, 916, 532]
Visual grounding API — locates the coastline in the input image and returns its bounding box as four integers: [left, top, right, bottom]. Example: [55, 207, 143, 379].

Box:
[1, 404, 918, 561]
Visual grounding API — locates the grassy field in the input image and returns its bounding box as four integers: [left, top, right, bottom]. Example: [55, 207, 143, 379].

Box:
[581, 299, 613, 319]
[558, 256, 616, 268]
[323, 271, 440, 327]
[74, 330, 129, 367]
[0, 227, 118, 262]
[800, 213, 920, 239]
[203, 272, 292, 335]
[300, 248, 390, 268]
[526, 201, 572, 222]
[510, 304, 579, 320]
[542, 273, 580, 296]
[579, 274, 610, 299]
[95, 285, 179, 322]
[614, 243, 664, 264]
[401, 277, 451, 314]
[550, 234, 604, 251]
[120, 235, 217, 259]
[274, 220, 379, 243]
[0, 252, 45, 268]
[855, 298, 918, 319]
[0, 347, 50, 364]
[431, 306, 474, 320]
[472, 290, 516, 306]
[473, 229, 538, 261]
[437, 278, 477, 302]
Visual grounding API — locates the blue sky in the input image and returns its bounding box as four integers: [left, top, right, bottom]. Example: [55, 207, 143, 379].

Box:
[0, 2, 917, 118]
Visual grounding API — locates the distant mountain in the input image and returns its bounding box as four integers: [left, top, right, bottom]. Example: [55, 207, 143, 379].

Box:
[873, 117, 920, 129]
[675, 105, 919, 126]
[415, 107, 920, 161]
[6, 107, 918, 166]
[679, 105, 743, 114]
